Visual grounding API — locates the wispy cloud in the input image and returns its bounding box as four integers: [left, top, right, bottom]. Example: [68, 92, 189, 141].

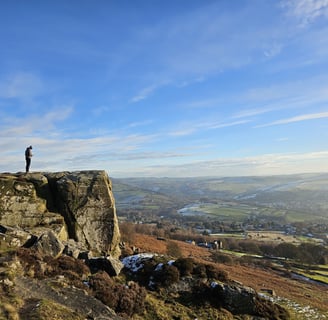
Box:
[0, 106, 74, 137]
[230, 77, 328, 121]
[233, 106, 278, 119]
[263, 42, 283, 58]
[176, 76, 206, 88]
[206, 119, 251, 130]
[130, 84, 160, 103]
[0, 129, 159, 173]
[114, 151, 328, 177]
[108, 150, 191, 161]
[168, 118, 250, 137]
[0, 72, 43, 100]
[43, 107, 73, 123]
[126, 120, 153, 128]
[130, 76, 205, 104]
[281, 0, 328, 26]
[169, 128, 196, 137]
[128, 2, 289, 81]
[256, 111, 328, 127]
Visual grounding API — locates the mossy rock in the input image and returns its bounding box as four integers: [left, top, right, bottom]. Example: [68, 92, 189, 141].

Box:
[19, 298, 83, 320]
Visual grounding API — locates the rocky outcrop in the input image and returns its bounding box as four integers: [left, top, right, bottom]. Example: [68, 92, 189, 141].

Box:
[122, 254, 291, 319]
[0, 172, 66, 239]
[0, 171, 121, 257]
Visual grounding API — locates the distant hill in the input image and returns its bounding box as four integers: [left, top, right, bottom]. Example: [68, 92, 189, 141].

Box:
[112, 173, 328, 222]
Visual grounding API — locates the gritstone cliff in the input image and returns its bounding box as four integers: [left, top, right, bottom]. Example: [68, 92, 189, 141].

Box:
[0, 170, 121, 258]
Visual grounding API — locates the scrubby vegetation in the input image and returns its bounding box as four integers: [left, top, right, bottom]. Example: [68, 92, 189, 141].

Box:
[120, 253, 290, 319]
[120, 228, 328, 318]
[1, 247, 147, 318]
[16, 248, 89, 286]
[89, 271, 147, 317]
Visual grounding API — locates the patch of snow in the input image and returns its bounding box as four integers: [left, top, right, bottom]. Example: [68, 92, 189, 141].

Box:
[155, 263, 163, 271]
[121, 253, 154, 272]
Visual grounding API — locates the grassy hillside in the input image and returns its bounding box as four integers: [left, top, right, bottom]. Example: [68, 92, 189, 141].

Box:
[130, 233, 328, 320]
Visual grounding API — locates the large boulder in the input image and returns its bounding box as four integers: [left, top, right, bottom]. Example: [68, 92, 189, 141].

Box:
[47, 171, 121, 257]
[87, 256, 124, 276]
[0, 171, 121, 258]
[215, 283, 257, 314]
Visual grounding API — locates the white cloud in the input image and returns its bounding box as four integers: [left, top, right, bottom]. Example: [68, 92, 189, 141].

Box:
[281, 0, 328, 25]
[111, 151, 328, 178]
[256, 111, 328, 127]
[263, 42, 283, 58]
[169, 128, 197, 137]
[206, 119, 251, 130]
[233, 106, 277, 119]
[2, 116, 328, 177]
[126, 120, 153, 128]
[0, 130, 159, 173]
[176, 76, 206, 88]
[43, 107, 73, 123]
[0, 106, 74, 137]
[230, 78, 328, 123]
[168, 118, 250, 137]
[130, 84, 160, 103]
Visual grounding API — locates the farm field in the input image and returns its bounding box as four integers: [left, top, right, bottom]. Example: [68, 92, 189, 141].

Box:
[245, 231, 301, 243]
[178, 201, 327, 223]
[292, 265, 328, 285]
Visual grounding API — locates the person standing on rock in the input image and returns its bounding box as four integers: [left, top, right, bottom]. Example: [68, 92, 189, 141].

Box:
[25, 145, 33, 173]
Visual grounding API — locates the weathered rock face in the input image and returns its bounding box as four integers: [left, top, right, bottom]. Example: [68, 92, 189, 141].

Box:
[48, 171, 121, 257]
[0, 173, 67, 240]
[0, 171, 121, 257]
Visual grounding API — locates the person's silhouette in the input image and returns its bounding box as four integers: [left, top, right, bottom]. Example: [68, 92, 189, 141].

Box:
[25, 146, 33, 173]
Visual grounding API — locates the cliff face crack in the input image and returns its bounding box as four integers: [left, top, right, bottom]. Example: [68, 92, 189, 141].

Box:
[63, 202, 79, 241]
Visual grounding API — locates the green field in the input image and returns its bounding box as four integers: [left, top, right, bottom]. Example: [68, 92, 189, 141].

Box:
[181, 201, 327, 224]
[294, 269, 328, 285]
[202, 205, 249, 220]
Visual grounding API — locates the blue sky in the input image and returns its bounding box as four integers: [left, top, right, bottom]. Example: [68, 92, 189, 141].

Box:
[1, 0, 328, 177]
